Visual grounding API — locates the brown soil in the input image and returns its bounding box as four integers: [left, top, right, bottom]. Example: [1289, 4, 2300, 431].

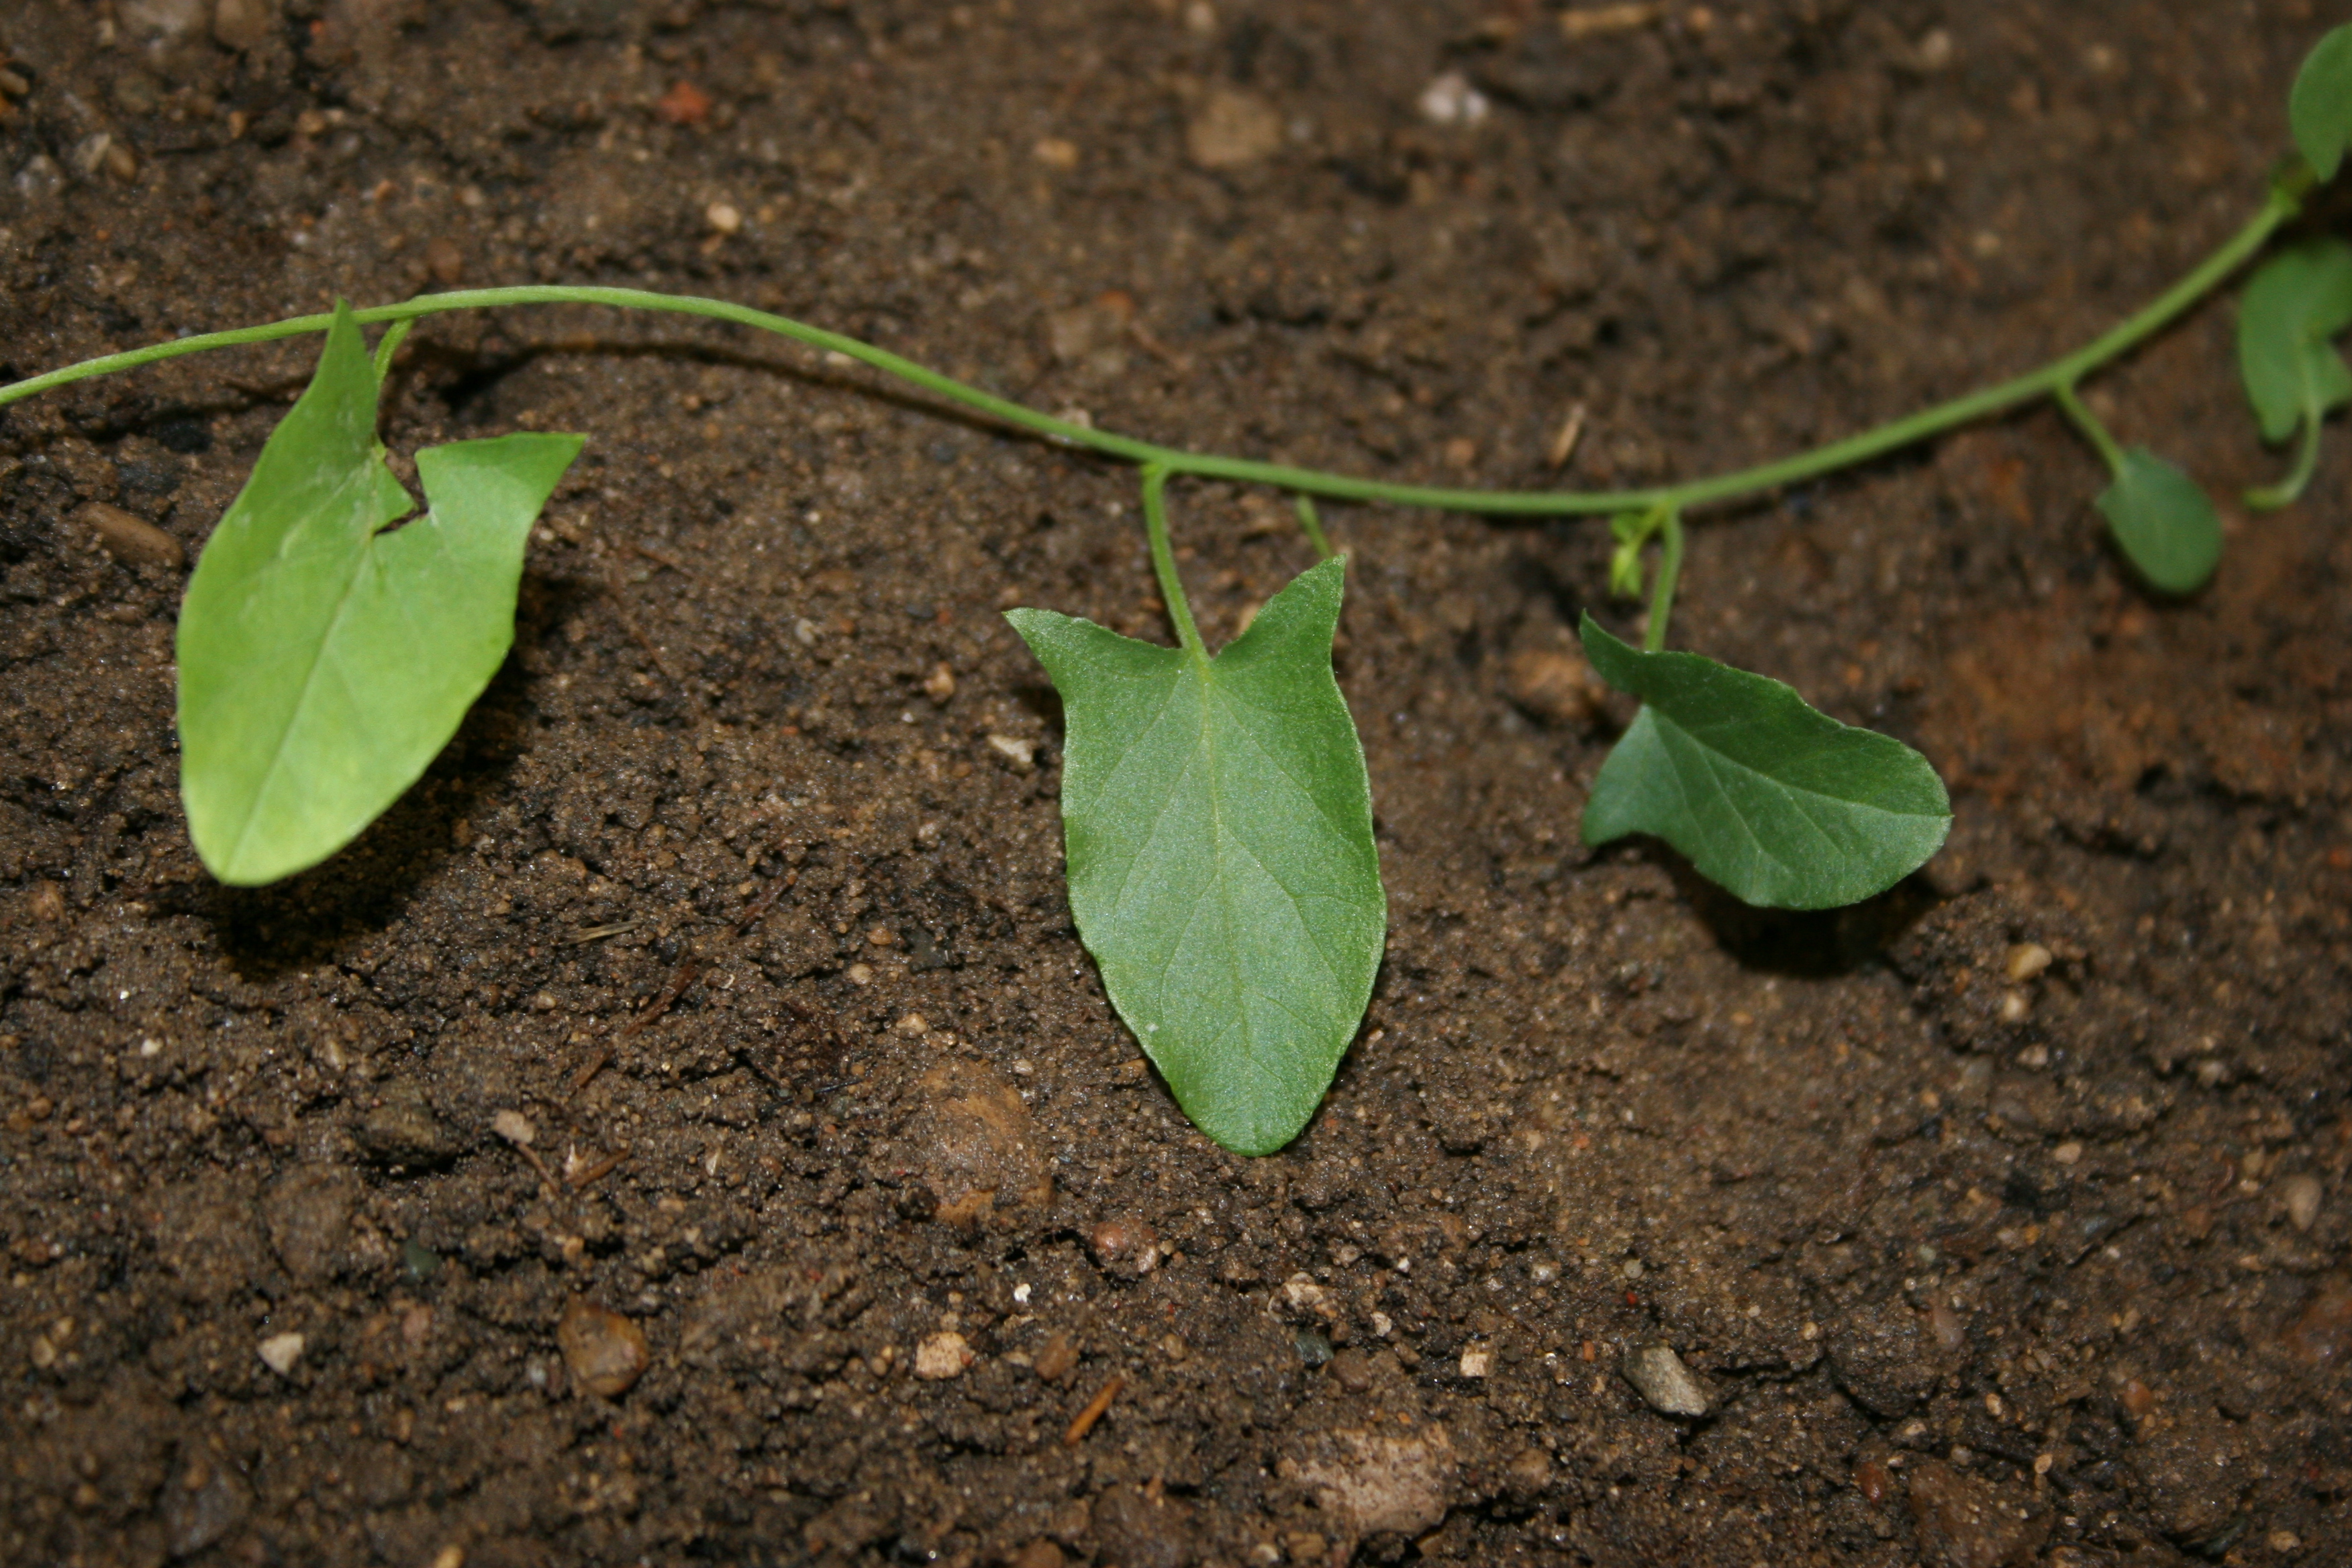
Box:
[3, 3, 2349, 1565]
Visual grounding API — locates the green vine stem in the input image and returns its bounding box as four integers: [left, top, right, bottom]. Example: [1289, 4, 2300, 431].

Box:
[1139, 464, 1206, 661]
[1293, 494, 1336, 560]
[2053, 382, 2127, 475]
[0, 181, 2305, 524]
[1645, 509, 1685, 653]
[2245, 413, 2324, 509]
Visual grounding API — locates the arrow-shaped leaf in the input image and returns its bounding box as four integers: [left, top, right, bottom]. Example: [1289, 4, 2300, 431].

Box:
[177, 301, 583, 885]
[1578, 615, 1950, 910]
[1007, 557, 1385, 1157]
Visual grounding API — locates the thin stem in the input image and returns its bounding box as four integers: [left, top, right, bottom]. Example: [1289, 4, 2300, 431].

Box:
[2053, 383, 2126, 475]
[371, 318, 415, 380]
[1293, 494, 1335, 560]
[1140, 465, 1206, 661]
[1644, 510, 1685, 653]
[2245, 408, 2324, 509]
[0, 185, 2300, 523]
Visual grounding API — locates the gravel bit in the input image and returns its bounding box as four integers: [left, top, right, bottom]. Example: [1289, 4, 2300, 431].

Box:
[1621, 1342, 1710, 1417]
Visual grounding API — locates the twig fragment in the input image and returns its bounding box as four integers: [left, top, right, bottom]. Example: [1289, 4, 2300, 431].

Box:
[1547, 402, 1589, 470]
[1063, 1373, 1126, 1446]
[566, 1045, 612, 1101]
[565, 1147, 630, 1191]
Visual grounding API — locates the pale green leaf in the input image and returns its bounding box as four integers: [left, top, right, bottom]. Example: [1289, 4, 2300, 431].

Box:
[2095, 448, 2222, 595]
[2290, 23, 2352, 182]
[1007, 557, 1384, 1156]
[177, 301, 583, 884]
[1578, 616, 1951, 910]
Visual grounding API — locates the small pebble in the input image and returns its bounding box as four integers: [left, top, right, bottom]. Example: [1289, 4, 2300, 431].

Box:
[1504, 645, 1608, 728]
[656, 80, 713, 126]
[1089, 1218, 1161, 1275]
[1458, 1346, 1491, 1379]
[1327, 1349, 1374, 1393]
[1185, 86, 1283, 169]
[257, 1331, 306, 1376]
[1033, 1332, 1077, 1383]
[1416, 71, 1489, 127]
[705, 201, 741, 236]
[211, 0, 275, 52]
[557, 1299, 650, 1396]
[914, 1330, 973, 1380]
[1161, 1333, 1188, 1363]
[1032, 138, 1079, 170]
[491, 1109, 535, 1146]
[424, 236, 464, 287]
[1506, 1446, 1553, 1494]
[987, 734, 1036, 770]
[2004, 942, 2053, 982]
[2280, 1173, 2323, 1233]
[2052, 1141, 2083, 1165]
[1622, 1342, 1709, 1416]
[79, 501, 184, 569]
[923, 663, 957, 703]
[1928, 1297, 1966, 1352]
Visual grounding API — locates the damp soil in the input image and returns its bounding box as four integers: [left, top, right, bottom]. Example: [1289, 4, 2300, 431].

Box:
[3, 3, 2350, 1565]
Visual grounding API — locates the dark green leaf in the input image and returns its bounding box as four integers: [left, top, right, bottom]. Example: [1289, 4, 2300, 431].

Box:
[1006, 558, 1384, 1156]
[2290, 23, 2352, 182]
[2094, 448, 2222, 595]
[2237, 239, 2352, 443]
[1577, 616, 1951, 910]
[177, 301, 583, 885]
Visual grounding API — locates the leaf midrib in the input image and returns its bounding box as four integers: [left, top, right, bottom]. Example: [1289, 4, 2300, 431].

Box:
[220, 464, 396, 873]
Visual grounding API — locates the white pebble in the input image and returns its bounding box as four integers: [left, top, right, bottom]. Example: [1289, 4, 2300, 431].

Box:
[914, 1331, 973, 1380]
[2280, 1173, 2323, 1233]
[258, 1332, 307, 1376]
[1622, 1342, 1708, 1417]
[1417, 71, 1489, 128]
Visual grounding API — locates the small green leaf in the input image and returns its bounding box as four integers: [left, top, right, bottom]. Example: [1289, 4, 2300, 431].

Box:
[177, 301, 583, 885]
[1607, 510, 1649, 598]
[1577, 616, 1951, 910]
[2094, 448, 2222, 595]
[2290, 23, 2352, 183]
[1007, 557, 1384, 1157]
[2237, 239, 2352, 443]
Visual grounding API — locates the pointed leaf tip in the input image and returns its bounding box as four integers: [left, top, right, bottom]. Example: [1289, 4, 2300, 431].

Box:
[177, 303, 583, 884]
[1577, 616, 1950, 910]
[1010, 556, 1383, 1155]
[2291, 24, 2352, 183]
